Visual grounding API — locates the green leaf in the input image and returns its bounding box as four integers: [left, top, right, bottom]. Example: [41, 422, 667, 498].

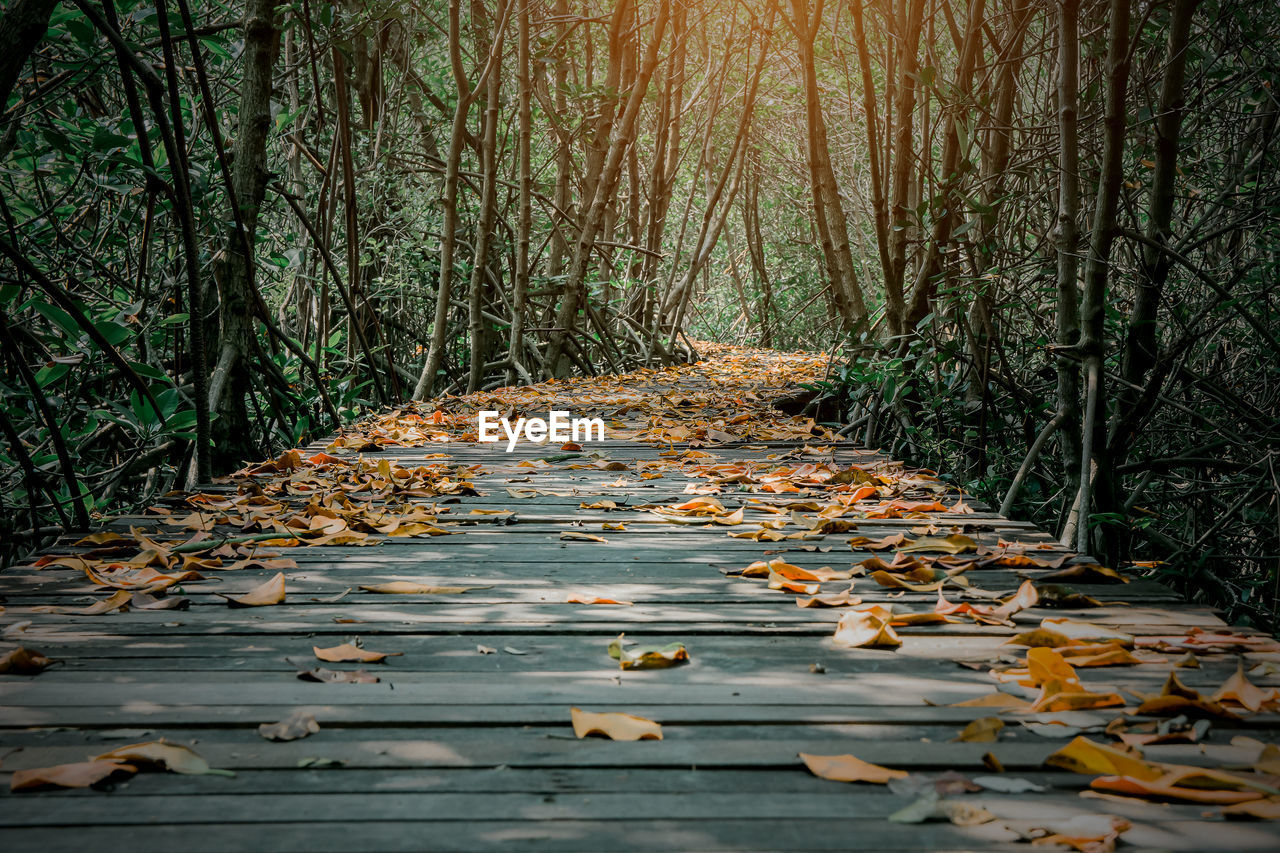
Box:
[29, 300, 81, 339]
[94, 320, 132, 346]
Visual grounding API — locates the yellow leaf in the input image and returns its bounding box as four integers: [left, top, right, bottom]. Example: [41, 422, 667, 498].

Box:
[570, 708, 662, 741]
[954, 716, 1004, 743]
[1044, 736, 1163, 781]
[93, 740, 222, 776]
[799, 752, 907, 784]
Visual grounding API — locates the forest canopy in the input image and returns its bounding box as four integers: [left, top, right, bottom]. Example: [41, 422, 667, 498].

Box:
[1, 0, 1277, 623]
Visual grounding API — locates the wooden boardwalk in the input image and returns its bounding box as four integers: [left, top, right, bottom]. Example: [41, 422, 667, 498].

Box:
[3, 346, 1280, 851]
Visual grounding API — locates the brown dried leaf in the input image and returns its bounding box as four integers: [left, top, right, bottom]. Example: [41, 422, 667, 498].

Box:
[10, 760, 136, 792]
[219, 572, 286, 607]
[312, 642, 402, 663]
[258, 710, 321, 741]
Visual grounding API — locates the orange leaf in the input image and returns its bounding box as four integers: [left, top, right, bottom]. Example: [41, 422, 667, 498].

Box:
[799, 752, 907, 784]
[1211, 661, 1273, 712]
[833, 606, 902, 648]
[219, 571, 286, 607]
[570, 708, 662, 741]
[567, 593, 634, 606]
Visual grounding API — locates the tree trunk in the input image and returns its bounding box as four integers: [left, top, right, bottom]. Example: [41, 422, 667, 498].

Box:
[467, 4, 504, 393]
[0, 0, 58, 111]
[543, 0, 670, 378]
[507, 0, 533, 383]
[791, 0, 867, 331]
[208, 0, 282, 469]
[1054, 0, 1083, 531]
[1111, 0, 1197, 465]
[1073, 0, 1131, 555]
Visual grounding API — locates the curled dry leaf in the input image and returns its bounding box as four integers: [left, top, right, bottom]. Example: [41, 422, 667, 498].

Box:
[1091, 774, 1266, 804]
[1222, 797, 1280, 820]
[560, 531, 608, 543]
[798, 752, 907, 784]
[796, 588, 861, 608]
[847, 533, 906, 551]
[767, 571, 819, 595]
[567, 593, 633, 606]
[889, 791, 996, 826]
[296, 667, 380, 684]
[1044, 736, 1167, 783]
[898, 533, 978, 555]
[1211, 660, 1275, 712]
[259, 710, 321, 742]
[1021, 815, 1131, 852]
[832, 605, 902, 648]
[10, 760, 136, 792]
[953, 716, 1004, 743]
[570, 707, 662, 741]
[950, 692, 1032, 711]
[973, 775, 1045, 793]
[219, 571, 286, 607]
[0, 646, 54, 675]
[1038, 562, 1127, 584]
[94, 740, 228, 776]
[607, 635, 688, 670]
[313, 642, 402, 663]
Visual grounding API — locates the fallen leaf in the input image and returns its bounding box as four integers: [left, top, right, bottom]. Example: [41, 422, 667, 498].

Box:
[313, 642, 402, 663]
[296, 667, 380, 684]
[567, 593, 633, 606]
[0, 646, 54, 675]
[560, 531, 608, 543]
[1044, 736, 1163, 780]
[1039, 563, 1127, 584]
[258, 710, 320, 741]
[10, 760, 136, 792]
[832, 605, 902, 648]
[799, 752, 907, 784]
[954, 716, 1004, 743]
[1211, 660, 1273, 712]
[219, 571, 286, 607]
[570, 707, 662, 741]
[1022, 815, 1131, 852]
[899, 534, 977, 554]
[607, 634, 688, 669]
[94, 740, 228, 776]
[796, 589, 862, 608]
[1222, 798, 1280, 820]
[950, 692, 1032, 710]
[974, 775, 1045, 793]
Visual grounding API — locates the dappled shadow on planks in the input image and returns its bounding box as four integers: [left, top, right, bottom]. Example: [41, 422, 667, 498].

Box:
[2, 345, 1280, 852]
